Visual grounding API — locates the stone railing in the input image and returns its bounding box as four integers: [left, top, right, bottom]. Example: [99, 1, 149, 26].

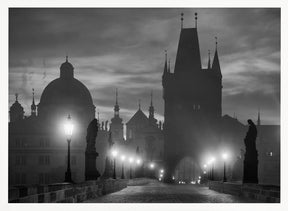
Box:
[209, 181, 280, 203]
[9, 179, 128, 203]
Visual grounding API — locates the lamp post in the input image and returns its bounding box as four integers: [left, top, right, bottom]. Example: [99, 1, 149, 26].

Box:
[121, 155, 126, 179]
[64, 114, 74, 183]
[222, 153, 228, 182]
[210, 157, 215, 181]
[129, 157, 134, 179]
[112, 150, 118, 179]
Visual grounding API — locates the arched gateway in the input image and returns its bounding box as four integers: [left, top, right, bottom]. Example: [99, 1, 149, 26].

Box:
[162, 14, 222, 182]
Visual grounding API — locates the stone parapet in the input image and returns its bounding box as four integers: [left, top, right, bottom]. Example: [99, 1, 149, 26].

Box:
[9, 179, 128, 203]
[209, 181, 280, 203]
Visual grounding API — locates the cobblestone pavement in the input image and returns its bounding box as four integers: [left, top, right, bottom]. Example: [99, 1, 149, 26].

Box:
[84, 181, 261, 203]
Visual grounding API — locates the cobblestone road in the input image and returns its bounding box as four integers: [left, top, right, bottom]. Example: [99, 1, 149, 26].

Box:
[84, 181, 261, 203]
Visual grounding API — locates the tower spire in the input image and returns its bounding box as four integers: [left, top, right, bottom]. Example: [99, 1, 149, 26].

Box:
[15, 93, 18, 102]
[138, 99, 141, 110]
[208, 50, 211, 69]
[168, 59, 171, 73]
[31, 88, 37, 116]
[114, 88, 120, 117]
[195, 12, 198, 28]
[163, 50, 168, 75]
[149, 91, 156, 124]
[212, 36, 222, 76]
[181, 13, 184, 29]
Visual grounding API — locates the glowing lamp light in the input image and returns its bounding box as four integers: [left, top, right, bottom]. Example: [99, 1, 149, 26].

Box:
[149, 163, 155, 169]
[129, 157, 134, 163]
[121, 155, 126, 161]
[64, 115, 74, 138]
[203, 171, 207, 174]
[160, 169, 164, 173]
[112, 150, 118, 158]
[203, 164, 207, 169]
[210, 157, 216, 163]
[160, 174, 163, 178]
[136, 159, 142, 165]
[222, 153, 228, 160]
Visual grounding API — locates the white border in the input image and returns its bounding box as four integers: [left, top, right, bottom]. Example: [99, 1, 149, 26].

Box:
[1, 1, 287, 211]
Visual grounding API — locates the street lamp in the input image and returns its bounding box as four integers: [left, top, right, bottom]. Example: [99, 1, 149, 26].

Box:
[64, 114, 74, 183]
[112, 150, 118, 179]
[121, 155, 126, 179]
[210, 157, 216, 181]
[129, 157, 134, 179]
[222, 153, 228, 182]
[149, 163, 155, 169]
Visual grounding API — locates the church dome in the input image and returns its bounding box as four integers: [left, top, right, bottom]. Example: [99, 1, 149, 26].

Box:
[37, 58, 95, 119]
[39, 77, 93, 106]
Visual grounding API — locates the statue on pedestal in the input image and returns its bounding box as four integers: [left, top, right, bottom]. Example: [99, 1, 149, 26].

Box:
[243, 119, 258, 183]
[85, 118, 100, 180]
[101, 130, 114, 179]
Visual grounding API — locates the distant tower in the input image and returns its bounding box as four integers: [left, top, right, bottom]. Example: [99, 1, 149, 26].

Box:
[148, 91, 157, 126]
[9, 93, 24, 122]
[110, 88, 124, 142]
[162, 14, 222, 183]
[31, 88, 37, 116]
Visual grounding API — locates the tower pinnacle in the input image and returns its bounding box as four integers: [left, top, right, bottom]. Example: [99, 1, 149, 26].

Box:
[15, 93, 18, 102]
[208, 50, 211, 69]
[181, 13, 184, 29]
[114, 88, 120, 117]
[138, 99, 141, 110]
[31, 88, 36, 116]
[195, 12, 198, 28]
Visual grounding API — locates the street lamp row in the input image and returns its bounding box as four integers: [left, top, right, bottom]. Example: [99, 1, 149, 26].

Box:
[203, 153, 229, 182]
[111, 149, 142, 179]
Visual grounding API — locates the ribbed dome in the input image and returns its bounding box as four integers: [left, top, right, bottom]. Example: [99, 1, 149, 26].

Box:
[39, 77, 93, 106]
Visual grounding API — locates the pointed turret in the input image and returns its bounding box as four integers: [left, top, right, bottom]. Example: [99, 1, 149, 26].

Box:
[114, 88, 120, 117]
[168, 59, 171, 73]
[212, 37, 222, 77]
[138, 99, 141, 110]
[162, 50, 168, 77]
[31, 88, 37, 116]
[207, 50, 211, 69]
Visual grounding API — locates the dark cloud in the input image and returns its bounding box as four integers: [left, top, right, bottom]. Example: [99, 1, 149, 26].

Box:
[9, 8, 280, 125]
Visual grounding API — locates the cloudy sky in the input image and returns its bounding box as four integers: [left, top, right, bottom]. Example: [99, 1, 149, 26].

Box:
[9, 8, 280, 125]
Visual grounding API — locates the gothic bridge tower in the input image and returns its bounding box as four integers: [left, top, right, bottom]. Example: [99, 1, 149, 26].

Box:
[162, 13, 222, 182]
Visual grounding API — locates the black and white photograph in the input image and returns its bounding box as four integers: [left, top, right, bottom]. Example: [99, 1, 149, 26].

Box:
[1, 0, 287, 209]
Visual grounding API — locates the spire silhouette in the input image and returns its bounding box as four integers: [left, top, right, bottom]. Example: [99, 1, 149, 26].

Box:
[31, 88, 36, 116]
[195, 12, 198, 28]
[168, 59, 171, 73]
[212, 36, 221, 76]
[138, 99, 141, 110]
[163, 50, 168, 76]
[181, 13, 184, 29]
[208, 50, 211, 69]
[113, 88, 120, 117]
[15, 93, 18, 102]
